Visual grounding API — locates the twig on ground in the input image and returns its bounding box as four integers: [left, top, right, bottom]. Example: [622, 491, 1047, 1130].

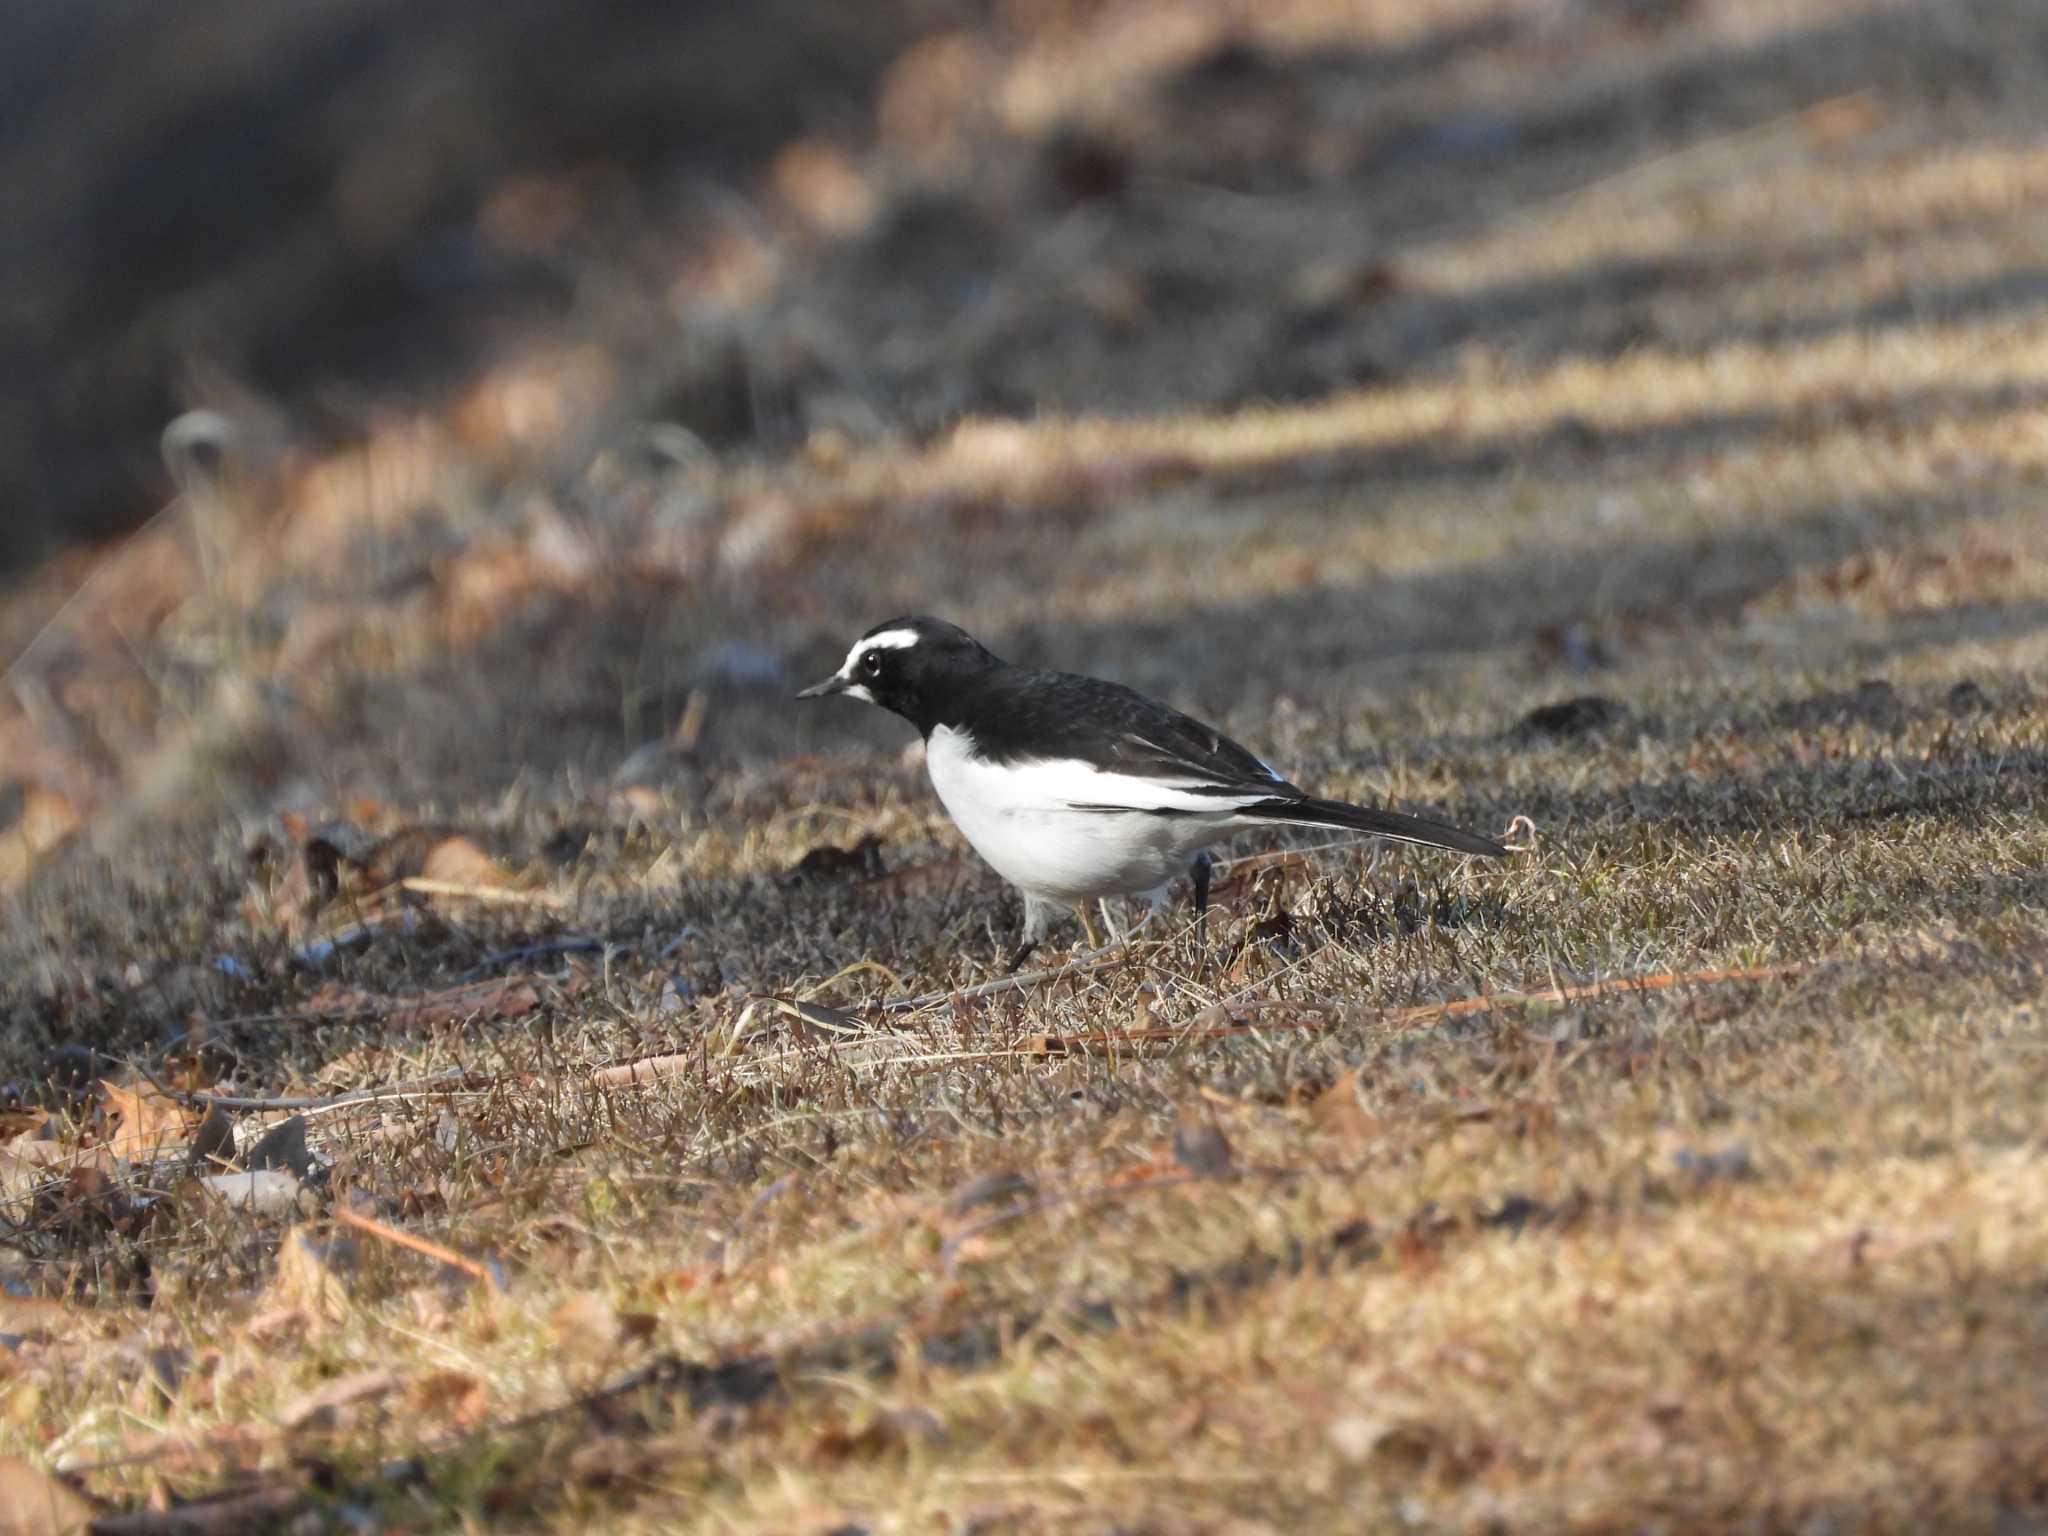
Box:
[397, 877, 567, 909]
[335, 1203, 506, 1290]
[592, 1051, 697, 1089]
[129, 1064, 490, 1114]
[453, 936, 606, 982]
[1384, 960, 1812, 1030]
[88, 1486, 303, 1535]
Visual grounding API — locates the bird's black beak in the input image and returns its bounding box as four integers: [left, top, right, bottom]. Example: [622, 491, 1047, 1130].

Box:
[797, 674, 849, 699]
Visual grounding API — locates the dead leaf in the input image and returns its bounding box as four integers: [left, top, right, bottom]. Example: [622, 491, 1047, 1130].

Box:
[410, 1369, 491, 1429]
[551, 1291, 633, 1363]
[0, 1455, 97, 1536]
[0, 1295, 127, 1342]
[189, 1105, 236, 1169]
[418, 834, 514, 889]
[0, 1105, 50, 1142]
[277, 1368, 401, 1432]
[0, 786, 84, 895]
[244, 1307, 313, 1349]
[244, 1115, 312, 1179]
[1308, 1071, 1381, 1145]
[96, 1079, 197, 1160]
[269, 1231, 361, 1325]
[1328, 1410, 1440, 1468]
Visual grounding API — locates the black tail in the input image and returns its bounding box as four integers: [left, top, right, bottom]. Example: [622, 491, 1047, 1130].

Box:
[1240, 796, 1508, 858]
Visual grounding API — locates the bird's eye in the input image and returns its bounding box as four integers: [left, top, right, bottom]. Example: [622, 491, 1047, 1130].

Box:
[862, 652, 882, 675]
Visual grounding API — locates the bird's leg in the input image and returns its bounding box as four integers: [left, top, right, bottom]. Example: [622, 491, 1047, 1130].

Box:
[1007, 894, 1063, 974]
[1123, 889, 1167, 943]
[1078, 903, 1103, 949]
[1187, 852, 1215, 976]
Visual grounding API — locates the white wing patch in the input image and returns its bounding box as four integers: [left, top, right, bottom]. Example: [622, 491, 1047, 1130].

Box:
[928, 727, 1269, 816]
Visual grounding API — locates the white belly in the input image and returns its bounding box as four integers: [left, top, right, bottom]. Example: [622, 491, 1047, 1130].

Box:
[924, 725, 1237, 903]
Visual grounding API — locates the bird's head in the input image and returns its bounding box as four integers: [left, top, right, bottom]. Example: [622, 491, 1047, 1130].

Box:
[798, 616, 1002, 728]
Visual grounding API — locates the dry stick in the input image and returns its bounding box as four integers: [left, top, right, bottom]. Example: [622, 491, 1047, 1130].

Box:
[89, 1486, 303, 1536]
[397, 877, 567, 909]
[132, 1064, 488, 1114]
[334, 1203, 503, 1289]
[592, 1052, 695, 1089]
[1383, 960, 1811, 1030]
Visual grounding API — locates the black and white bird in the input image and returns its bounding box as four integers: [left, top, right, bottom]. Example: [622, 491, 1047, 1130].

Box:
[799, 617, 1507, 968]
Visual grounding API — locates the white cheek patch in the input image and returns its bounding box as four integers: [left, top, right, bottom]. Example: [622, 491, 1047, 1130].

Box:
[843, 683, 877, 703]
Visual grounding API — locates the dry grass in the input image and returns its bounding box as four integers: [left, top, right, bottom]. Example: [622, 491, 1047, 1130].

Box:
[4, 0, 2048, 1531]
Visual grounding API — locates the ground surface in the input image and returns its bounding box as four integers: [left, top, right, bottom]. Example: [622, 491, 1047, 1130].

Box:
[3, 1, 2048, 1531]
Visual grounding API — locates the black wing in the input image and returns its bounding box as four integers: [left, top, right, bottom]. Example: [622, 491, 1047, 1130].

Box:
[956, 668, 1300, 795]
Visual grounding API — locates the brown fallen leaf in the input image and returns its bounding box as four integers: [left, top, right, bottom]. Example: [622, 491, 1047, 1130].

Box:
[244, 1307, 312, 1350]
[277, 1368, 401, 1432]
[0, 785, 84, 896]
[417, 834, 515, 890]
[0, 1104, 50, 1141]
[0, 1455, 98, 1536]
[551, 1291, 629, 1363]
[96, 1079, 197, 1161]
[1308, 1071, 1380, 1145]
[269, 1230, 362, 1326]
[409, 1369, 492, 1430]
[0, 1295, 136, 1342]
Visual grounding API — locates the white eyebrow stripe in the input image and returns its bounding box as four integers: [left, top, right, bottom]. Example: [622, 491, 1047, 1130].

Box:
[854, 628, 920, 654]
[838, 627, 922, 677]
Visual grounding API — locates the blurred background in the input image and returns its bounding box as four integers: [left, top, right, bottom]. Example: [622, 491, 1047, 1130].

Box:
[3, 0, 2045, 890]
